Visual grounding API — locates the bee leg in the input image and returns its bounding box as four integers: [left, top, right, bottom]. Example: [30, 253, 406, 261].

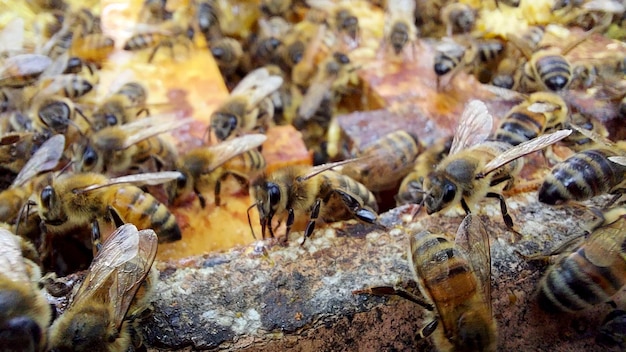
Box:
[301, 200, 321, 245]
[486, 192, 514, 228]
[285, 208, 295, 241]
[461, 198, 471, 215]
[91, 219, 103, 253]
[195, 187, 206, 208]
[417, 319, 439, 341]
[104, 206, 125, 228]
[352, 286, 435, 311]
[215, 173, 249, 207]
[335, 190, 378, 224]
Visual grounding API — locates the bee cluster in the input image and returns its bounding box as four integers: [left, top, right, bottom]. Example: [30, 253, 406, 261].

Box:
[1, 0, 626, 351]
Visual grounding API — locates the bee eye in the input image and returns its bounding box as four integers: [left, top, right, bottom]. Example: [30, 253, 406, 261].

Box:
[105, 113, 118, 126]
[176, 173, 187, 189]
[41, 186, 54, 208]
[442, 182, 457, 203]
[82, 146, 98, 168]
[267, 183, 281, 206]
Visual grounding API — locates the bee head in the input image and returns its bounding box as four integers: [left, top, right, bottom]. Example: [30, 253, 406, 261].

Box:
[39, 185, 65, 225]
[253, 180, 282, 239]
[50, 309, 113, 351]
[0, 314, 43, 352]
[453, 310, 497, 352]
[210, 112, 238, 141]
[423, 173, 458, 214]
[167, 171, 190, 206]
[78, 144, 99, 173]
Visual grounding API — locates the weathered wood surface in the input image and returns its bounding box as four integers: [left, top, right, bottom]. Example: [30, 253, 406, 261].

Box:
[143, 194, 623, 351]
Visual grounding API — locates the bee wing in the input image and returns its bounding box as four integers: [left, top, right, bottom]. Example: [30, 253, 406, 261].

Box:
[480, 129, 572, 177]
[0, 227, 29, 283]
[121, 115, 192, 149]
[71, 224, 157, 329]
[482, 85, 527, 102]
[297, 78, 333, 120]
[77, 171, 183, 193]
[584, 0, 625, 13]
[449, 100, 493, 155]
[305, 0, 337, 11]
[297, 158, 369, 181]
[0, 17, 24, 54]
[507, 33, 534, 59]
[608, 156, 626, 166]
[202, 134, 267, 173]
[584, 217, 626, 267]
[12, 134, 65, 187]
[568, 123, 615, 148]
[0, 54, 52, 83]
[455, 214, 492, 312]
[526, 102, 560, 114]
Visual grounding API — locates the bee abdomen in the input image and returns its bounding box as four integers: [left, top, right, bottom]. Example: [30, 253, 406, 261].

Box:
[538, 149, 624, 204]
[494, 112, 543, 146]
[536, 55, 571, 91]
[538, 249, 625, 313]
[112, 187, 181, 242]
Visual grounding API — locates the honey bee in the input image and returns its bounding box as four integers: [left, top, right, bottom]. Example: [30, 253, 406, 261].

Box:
[0, 134, 65, 226]
[260, 0, 293, 17]
[73, 115, 189, 175]
[434, 38, 505, 88]
[138, 0, 172, 24]
[440, 3, 476, 37]
[508, 28, 593, 92]
[47, 223, 158, 352]
[248, 17, 291, 68]
[297, 52, 356, 121]
[353, 214, 497, 352]
[597, 309, 626, 350]
[195, 0, 221, 43]
[69, 33, 115, 65]
[538, 145, 626, 205]
[421, 100, 571, 229]
[341, 130, 422, 192]
[561, 112, 609, 152]
[306, 0, 360, 45]
[210, 37, 244, 78]
[91, 82, 149, 131]
[168, 134, 267, 207]
[384, 0, 418, 57]
[35, 171, 183, 246]
[0, 226, 51, 352]
[396, 136, 452, 206]
[29, 95, 88, 136]
[209, 67, 283, 141]
[0, 54, 52, 88]
[123, 25, 195, 63]
[251, 159, 379, 244]
[492, 92, 568, 146]
[537, 206, 626, 313]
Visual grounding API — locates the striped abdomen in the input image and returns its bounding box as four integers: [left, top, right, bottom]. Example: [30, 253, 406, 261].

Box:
[124, 33, 163, 51]
[322, 171, 378, 212]
[109, 186, 181, 242]
[534, 54, 572, 91]
[493, 109, 545, 146]
[538, 148, 626, 205]
[537, 245, 626, 313]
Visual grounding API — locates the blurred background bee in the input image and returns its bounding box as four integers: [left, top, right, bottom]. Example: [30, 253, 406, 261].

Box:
[396, 136, 453, 206]
[421, 100, 571, 230]
[596, 309, 626, 350]
[340, 130, 422, 193]
[48, 224, 158, 352]
[0, 226, 51, 352]
[251, 159, 379, 244]
[305, 0, 360, 48]
[440, 2, 476, 37]
[72, 114, 189, 176]
[382, 0, 418, 58]
[209, 67, 283, 141]
[90, 81, 150, 131]
[168, 134, 267, 208]
[536, 206, 626, 313]
[353, 214, 497, 352]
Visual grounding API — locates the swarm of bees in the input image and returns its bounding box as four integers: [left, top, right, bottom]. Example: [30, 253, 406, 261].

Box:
[1, 0, 626, 350]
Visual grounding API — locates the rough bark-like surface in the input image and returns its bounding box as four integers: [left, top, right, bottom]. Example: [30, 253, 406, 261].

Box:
[143, 194, 623, 351]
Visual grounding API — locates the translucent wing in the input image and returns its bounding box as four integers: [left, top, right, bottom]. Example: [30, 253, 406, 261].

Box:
[526, 102, 560, 114]
[506, 33, 534, 59]
[449, 100, 493, 155]
[584, 216, 626, 267]
[608, 156, 626, 166]
[0, 227, 29, 283]
[231, 68, 284, 107]
[76, 171, 183, 193]
[0, 54, 52, 85]
[568, 123, 615, 148]
[0, 17, 24, 54]
[297, 79, 333, 120]
[70, 224, 157, 329]
[202, 134, 267, 173]
[12, 134, 65, 187]
[121, 115, 192, 148]
[480, 129, 572, 177]
[297, 158, 369, 181]
[455, 214, 492, 313]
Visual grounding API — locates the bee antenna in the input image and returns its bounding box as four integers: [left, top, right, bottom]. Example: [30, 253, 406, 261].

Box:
[247, 202, 258, 240]
[73, 107, 93, 135]
[58, 159, 73, 175]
